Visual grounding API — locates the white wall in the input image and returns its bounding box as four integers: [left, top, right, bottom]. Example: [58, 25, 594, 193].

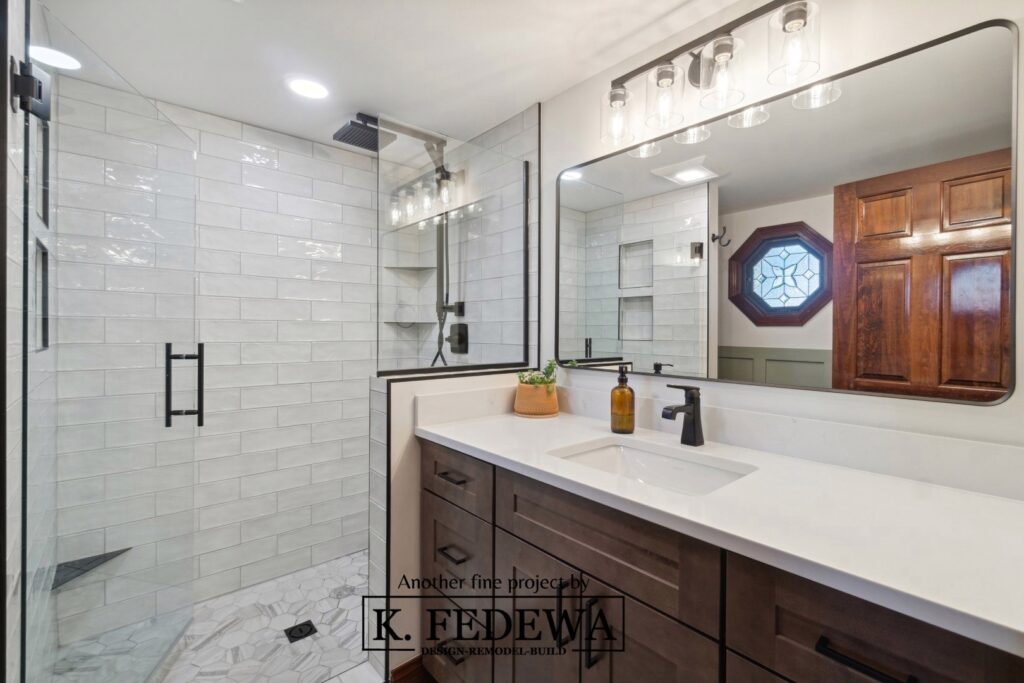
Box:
[541, 0, 1024, 480]
[718, 193, 833, 350]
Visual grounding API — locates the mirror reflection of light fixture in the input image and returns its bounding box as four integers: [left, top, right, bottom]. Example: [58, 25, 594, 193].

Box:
[645, 63, 685, 129]
[628, 141, 662, 159]
[562, 170, 583, 181]
[390, 198, 402, 226]
[767, 1, 821, 85]
[601, 87, 635, 145]
[792, 80, 842, 109]
[728, 104, 770, 128]
[700, 35, 744, 111]
[403, 190, 415, 221]
[673, 125, 711, 145]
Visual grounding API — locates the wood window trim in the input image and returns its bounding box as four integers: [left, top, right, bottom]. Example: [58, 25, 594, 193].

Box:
[728, 221, 834, 327]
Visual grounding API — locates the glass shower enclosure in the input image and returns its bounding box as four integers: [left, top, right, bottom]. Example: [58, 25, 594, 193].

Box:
[17, 5, 199, 681]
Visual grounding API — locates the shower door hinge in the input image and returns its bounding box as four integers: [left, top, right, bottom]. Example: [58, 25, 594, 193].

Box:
[10, 58, 51, 121]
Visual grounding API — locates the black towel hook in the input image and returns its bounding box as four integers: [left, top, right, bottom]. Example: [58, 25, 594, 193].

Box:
[711, 226, 732, 247]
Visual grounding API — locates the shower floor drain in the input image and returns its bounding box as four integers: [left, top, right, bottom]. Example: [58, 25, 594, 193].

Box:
[283, 620, 318, 643]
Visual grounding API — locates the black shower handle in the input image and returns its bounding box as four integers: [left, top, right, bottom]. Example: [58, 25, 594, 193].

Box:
[165, 343, 204, 427]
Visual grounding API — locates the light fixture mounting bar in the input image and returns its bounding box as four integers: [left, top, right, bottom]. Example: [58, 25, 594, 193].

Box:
[609, 0, 790, 89]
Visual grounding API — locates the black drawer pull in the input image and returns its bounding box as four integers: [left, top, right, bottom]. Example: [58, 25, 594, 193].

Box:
[437, 470, 468, 486]
[815, 636, 918, 683]
[555, 579, 572, 647]
[437, 638, 466, 665]
[584, 597, 601, 669]
[438, 545, 469, 566]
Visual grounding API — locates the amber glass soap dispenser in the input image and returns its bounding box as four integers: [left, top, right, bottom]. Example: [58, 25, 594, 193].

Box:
[610, 365, 635, 434]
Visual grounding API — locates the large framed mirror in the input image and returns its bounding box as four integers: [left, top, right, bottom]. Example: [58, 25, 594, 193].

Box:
[557, 23, 1016, 404]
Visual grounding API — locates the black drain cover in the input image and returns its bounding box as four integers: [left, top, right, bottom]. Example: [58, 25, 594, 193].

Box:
[284, 620, 318, 643]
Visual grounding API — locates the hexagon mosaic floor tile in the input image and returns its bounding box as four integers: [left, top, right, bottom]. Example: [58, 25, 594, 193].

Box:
[163, 549, 370, 683]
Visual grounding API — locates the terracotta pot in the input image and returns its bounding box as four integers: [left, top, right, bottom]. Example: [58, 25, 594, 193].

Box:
[514, 383, 559, 418]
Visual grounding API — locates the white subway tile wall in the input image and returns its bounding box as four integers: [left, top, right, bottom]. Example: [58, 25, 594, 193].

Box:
[51, 76, 374, 645]
[582, 185, 709, 375]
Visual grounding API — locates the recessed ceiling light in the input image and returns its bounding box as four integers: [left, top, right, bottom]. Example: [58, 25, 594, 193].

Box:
[562, 170, 582, 181]
[29, 46, 81, 70]
[287, 78, 329, 99]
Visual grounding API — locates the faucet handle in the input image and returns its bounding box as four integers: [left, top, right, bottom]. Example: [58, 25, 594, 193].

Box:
[667, 384, 701, 399]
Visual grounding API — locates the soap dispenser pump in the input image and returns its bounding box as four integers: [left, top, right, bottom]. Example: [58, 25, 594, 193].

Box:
[610, 365, 635, 434]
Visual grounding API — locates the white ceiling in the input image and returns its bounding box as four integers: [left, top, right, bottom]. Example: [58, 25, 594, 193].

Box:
[38, 0, 739, 145]
[562, 26, 1014, 214]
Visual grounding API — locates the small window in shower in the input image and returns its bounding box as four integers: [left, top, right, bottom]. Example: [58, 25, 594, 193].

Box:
[34, 239, 49, 350]
[618, 240, 653, 289]
[618, 295, 652, 341]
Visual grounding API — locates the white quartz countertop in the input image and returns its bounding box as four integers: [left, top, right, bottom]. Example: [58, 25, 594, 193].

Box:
[415, 411, 1024, 656]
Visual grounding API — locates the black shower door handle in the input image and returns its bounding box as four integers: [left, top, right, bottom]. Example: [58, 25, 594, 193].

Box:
[165, 343, 204, 427]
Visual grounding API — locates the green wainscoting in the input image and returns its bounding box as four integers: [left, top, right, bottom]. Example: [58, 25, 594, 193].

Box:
[718, 346, 833, 388]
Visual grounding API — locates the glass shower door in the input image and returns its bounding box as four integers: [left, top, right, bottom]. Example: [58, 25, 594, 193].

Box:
[20, 5, 199, 681]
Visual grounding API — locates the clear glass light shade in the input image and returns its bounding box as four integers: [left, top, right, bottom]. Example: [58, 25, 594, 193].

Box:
[627, 141, 662, 159]
[673, 125, 711, 145]
[419, 184, 434, 214]
[700, 35, 745, 111]
[438, 177, 452, 206]
[403, 190, 416, 220]
[767, 1, 821, 85]
[728, 105, 770, 128]
[644, 63, 685, 129]
[601, 87, 635, 145]
[792, 80, 841, 109]
[389, 198, 402, 226]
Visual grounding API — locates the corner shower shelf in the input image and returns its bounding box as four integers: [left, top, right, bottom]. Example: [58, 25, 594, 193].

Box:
[52, 548, 131, 590]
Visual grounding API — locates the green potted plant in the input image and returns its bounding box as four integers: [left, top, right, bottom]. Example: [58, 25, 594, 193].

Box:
[514, 360, 569, 418]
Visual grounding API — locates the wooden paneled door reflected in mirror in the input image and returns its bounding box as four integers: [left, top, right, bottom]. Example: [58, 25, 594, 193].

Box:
[832, 149, 1012, 401]
[555, 23, 1015, 404]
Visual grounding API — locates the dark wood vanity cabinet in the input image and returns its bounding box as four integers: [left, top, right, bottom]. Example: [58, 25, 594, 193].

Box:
[726, 553, 1024, 683]
[418, 439, 1024, 683]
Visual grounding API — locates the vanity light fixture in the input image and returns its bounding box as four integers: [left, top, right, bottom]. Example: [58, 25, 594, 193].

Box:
[562, 170, 583, 181]
[628, 141, 662, 159]
[601, 87, 635, 145]
[728, 104, 770, 128]
[792, 80, 842, 109]
[286, 78, 329, 99]
[700, 35, 745, 111]
[673, 125, 711, 145]
[767, 1, 820, 85]
[645, 63, 685, 129]
[438, 176, 452, 206]
[29, 46, 81, 70]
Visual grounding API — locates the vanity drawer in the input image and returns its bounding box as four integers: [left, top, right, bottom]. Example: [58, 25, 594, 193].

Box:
[495, 469, 721, 636]
[422, 593, 493, 683]
[726, 652, 787, 683]
[421, 438, 494, 522]
[422, 490, 493, 606]
[726, 553, 1024, 683]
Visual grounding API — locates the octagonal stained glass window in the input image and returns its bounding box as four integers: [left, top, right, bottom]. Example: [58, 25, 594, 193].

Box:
[750, 243, 821, 309]
[728, 222, 833, 326]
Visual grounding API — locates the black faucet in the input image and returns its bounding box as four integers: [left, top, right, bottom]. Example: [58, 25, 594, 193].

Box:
[662, 385, 704, 447]
[653, 362, 674, 375]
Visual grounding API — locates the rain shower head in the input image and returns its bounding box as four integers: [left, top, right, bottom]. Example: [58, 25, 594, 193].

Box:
[333, 113, 396, 152]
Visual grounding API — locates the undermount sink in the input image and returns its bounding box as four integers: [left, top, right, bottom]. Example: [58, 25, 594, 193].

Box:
[547, 436, 755, 496]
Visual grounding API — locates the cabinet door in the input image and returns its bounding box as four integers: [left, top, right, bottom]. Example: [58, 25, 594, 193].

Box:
[494, 530, 581, 683]
[581, 575, 718, 683]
